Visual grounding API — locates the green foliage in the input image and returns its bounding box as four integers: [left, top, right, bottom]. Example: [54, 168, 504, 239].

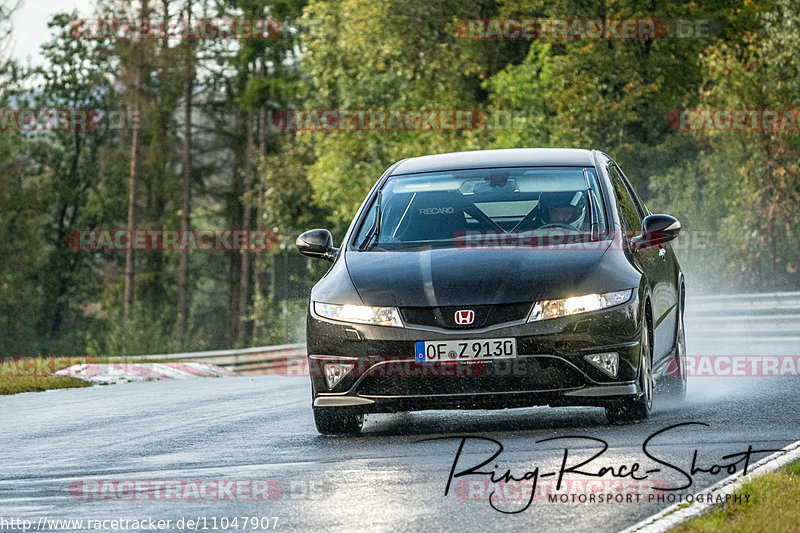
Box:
[0, 130, 42, 354]
[1, 0, 799, 357]
[298, 0, 504, 234]
[654, 0, 800, 289]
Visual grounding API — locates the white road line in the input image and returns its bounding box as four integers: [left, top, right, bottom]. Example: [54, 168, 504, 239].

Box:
[619, 438, 800, 533]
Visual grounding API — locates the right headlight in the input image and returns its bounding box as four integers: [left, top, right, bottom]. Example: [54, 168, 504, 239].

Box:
[528, 289, 634, 322]
[313, 302, 404, 327]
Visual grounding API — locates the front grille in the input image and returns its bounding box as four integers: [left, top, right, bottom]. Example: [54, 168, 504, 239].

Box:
[355, 357, 584, 396]
[400, 302, 531, 329]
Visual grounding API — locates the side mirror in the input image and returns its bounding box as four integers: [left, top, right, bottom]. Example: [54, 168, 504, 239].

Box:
[296, 229, 338, 262]
[631, 214, 681, 251]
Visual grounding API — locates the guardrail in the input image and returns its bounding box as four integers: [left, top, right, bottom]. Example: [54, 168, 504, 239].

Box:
[687, 291, 800, 313]
[135, 292, 800, 374]
[686, 291, 800, 342]
[137, 343, 305, 375]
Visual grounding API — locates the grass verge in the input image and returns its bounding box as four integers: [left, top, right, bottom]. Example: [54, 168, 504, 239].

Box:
[670, 459, 800, 533]
[0, 356, 171, 395]
[0, 375, 92, 395]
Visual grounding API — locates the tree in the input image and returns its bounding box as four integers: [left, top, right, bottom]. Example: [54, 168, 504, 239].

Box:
[668, 0, 800, 289]
[176, 0, 196, 345]
[0, 0, 18, 74]
[300, 0, 503, 235]
[123, 0, 151, 320]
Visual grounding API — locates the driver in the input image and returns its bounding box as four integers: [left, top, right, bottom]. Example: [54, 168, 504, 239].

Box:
[539, 192, 586, 227]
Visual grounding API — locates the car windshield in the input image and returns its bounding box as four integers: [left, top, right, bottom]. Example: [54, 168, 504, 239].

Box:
[354, 167, 607, 250]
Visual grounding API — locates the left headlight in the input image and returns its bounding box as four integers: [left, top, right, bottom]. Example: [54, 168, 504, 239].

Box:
[528, 289, 634, 322]
[313, 302, 404, 327]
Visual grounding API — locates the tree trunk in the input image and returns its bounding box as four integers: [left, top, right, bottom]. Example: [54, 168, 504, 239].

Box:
[176, 0, 194, 345]
[253, 91, 268, 339]
[225, 109, 245, 346]
[124, 0, 149, 321]
[238, 112, 254, 343]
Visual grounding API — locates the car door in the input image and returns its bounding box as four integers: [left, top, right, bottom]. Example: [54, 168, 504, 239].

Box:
[618, 165, 678, 362]
[610, 163, 677, 361]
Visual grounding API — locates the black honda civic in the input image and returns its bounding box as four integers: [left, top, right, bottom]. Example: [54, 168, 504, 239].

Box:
[297, 148, 687, 434]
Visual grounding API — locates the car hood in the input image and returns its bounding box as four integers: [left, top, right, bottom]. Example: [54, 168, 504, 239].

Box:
[344, 242, 612, 307]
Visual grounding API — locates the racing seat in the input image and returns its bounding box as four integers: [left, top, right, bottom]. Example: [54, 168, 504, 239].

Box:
[396, 191, 468, 242]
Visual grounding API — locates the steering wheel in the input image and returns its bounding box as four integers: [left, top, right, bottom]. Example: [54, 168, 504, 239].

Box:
[538, 222, 575, 230]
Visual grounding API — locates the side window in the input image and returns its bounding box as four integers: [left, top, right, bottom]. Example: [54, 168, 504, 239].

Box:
[608, 165, 642, 231]
[615, 164, 647, 220]
[353, 202, 377, 246]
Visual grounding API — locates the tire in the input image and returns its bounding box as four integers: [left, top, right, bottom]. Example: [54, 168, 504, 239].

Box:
[660, 292, 688, 400]
[606, 317, 653, 425]
[313, 407, 364, 435]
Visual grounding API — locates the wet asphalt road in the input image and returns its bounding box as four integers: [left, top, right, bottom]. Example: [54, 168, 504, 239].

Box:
[2, 328, 799, 532]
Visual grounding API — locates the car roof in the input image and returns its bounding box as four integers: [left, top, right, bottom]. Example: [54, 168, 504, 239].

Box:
[389, 148, 600, 176]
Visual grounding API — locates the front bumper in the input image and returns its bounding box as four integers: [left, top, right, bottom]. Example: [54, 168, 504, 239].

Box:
[307, 297, 642, 414]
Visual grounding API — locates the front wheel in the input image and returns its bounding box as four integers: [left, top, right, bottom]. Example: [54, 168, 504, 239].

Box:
[313, 407, 364, 435]
[606, 321, 653, 425]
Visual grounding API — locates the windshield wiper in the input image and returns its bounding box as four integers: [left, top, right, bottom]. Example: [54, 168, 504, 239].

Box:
[358, 190, 383, 250]
[583, 168, 600, 241]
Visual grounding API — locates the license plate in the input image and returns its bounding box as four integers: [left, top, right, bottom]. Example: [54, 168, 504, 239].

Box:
[415, 338, 517, 362]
